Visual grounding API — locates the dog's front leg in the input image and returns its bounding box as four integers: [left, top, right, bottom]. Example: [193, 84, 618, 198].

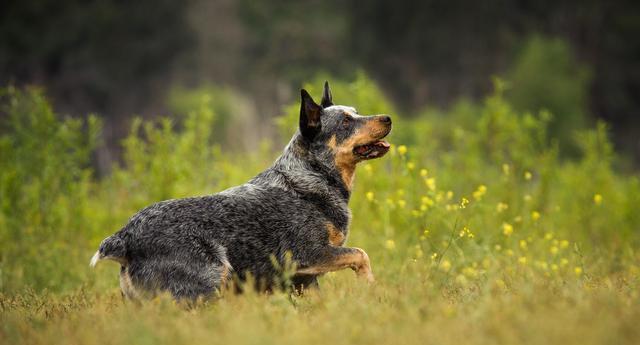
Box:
[296, 246, 374, 283]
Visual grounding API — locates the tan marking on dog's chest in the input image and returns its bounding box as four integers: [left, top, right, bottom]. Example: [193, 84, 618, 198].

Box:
[327, 222, 346, 246]
[328, 135, 357, 190]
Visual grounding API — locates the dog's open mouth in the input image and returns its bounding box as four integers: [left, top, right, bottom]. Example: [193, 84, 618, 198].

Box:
[353, 140, 391, 159]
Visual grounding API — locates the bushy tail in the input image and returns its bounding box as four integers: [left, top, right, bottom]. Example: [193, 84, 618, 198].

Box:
[89, 235, 127, 267]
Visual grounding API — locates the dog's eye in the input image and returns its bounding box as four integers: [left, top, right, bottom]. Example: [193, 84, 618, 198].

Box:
[342, 116, 352, 128]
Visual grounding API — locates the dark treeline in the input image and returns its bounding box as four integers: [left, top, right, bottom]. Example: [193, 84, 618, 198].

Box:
[1, 0, 639, 164]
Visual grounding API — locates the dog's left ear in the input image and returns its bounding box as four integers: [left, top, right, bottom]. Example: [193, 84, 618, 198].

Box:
[300, 89, 323, 139]
[321, 81, 333, 108]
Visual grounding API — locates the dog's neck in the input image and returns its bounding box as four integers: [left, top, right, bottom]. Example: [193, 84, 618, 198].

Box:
[253, 135, 351, 203]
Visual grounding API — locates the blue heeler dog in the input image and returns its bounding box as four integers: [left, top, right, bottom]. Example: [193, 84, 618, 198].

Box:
[90, 82, 392, 300]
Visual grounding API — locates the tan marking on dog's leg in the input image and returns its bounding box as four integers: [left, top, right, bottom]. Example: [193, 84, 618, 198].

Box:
[119, 266, 140, 300]
[297, 247, 374, 283]
[218, 260, 233, 293]
[326, 223, 345, 246]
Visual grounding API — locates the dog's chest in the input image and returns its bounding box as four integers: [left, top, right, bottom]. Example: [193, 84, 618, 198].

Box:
[326, 222, 348, 246]
[326, 206, 351, 247]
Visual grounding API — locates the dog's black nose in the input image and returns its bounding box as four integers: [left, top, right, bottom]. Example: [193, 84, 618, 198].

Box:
[378, 115, 392, 124]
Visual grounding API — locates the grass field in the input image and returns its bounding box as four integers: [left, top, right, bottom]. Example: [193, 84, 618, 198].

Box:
[1, 76, 639, 345]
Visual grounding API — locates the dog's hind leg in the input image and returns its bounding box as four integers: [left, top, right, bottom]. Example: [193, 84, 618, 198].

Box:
[296, 246, 374, 283]
[119, 266, 142, 300]
[125, 251, 232, 301]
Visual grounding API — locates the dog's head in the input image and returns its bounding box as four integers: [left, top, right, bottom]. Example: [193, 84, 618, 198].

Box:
[297, 82, 392, 189]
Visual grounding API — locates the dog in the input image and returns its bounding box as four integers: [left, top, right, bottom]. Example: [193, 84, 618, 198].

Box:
[90, 82, 392, 300]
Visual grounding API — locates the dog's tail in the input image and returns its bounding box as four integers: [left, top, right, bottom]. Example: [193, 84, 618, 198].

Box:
[90, 234, 127, 267]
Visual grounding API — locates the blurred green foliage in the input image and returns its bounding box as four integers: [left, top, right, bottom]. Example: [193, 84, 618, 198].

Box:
[1, 75, 639, 344]
[3, 0, 640, 165]
[167, 85, 254, 149]
[0, 87, 100, 290]
[507, 36, 591, 154]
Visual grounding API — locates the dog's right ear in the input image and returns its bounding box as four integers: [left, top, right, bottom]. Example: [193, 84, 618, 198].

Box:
[321, 81, 333, 108]
[300, 89, 322, 139]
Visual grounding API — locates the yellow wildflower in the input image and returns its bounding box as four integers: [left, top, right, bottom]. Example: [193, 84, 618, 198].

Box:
[502, 222, 514, 236]
[560, 258, 569, 266]
[531, 211, 541, 221]
[518, 256, 527, 265]
[519, 240, 528, 250]
[425, 177, 436, 191]
[524, 171, 532, 180]
[397, 145, 408, 155]
[541, 262, 549, 270]
[365, 191, 375, 202]
[421, 196, 434, 206]
[397, 199, 406, 209]
[446, 190, 454, 200]
[560, 240, 569, 249]
[459, 197, 469, 209]
[502, 163, 510, 175]
[385, 239, 396, 250]
[473, 185, 487, 200]
[440, 259, 451, 272]
[463, 267, 478, 278]
[496, 202, 509, 213]
[594, 194, 603, 205]
[574, 267, 583, 276]
[550, 246, 559, 255]
[420, 169, 428, 177]
[494, 244, 502, 251]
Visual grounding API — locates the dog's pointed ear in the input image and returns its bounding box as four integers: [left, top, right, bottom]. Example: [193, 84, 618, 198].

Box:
[300, 89, 322, 139]
[321, 81, 333, 108]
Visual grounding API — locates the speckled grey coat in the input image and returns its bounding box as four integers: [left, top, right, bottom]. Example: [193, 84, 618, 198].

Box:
[90, 82, 392, 300]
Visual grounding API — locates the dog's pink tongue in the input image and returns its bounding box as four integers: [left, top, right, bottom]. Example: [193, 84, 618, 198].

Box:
[376, 140, 390, 148]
